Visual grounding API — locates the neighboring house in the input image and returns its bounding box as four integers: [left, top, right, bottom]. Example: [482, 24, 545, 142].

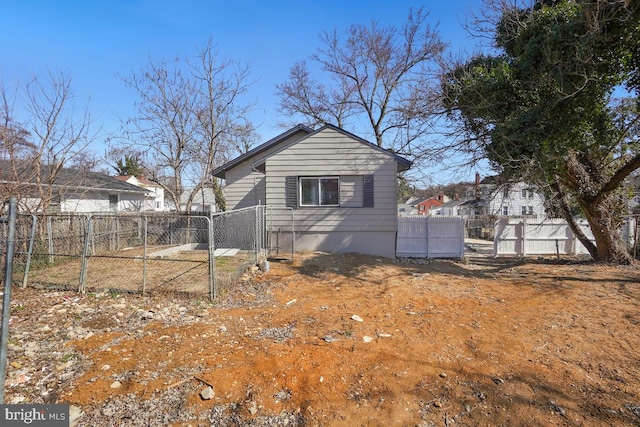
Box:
[414, 195, 446, 215]
[398, 197, 419, 216]
[114, 175, 165, 211]
[437, 199, 466, 216]
[397, 203, 417, 216]
[212, 124, 412, 258]
[0, 160, 153, 213]
[179, 187, 217, 213]
[483, 179, 546, 217]
[458, 198, 487, 216]
[162, 187, 217, 213]
[434, 176, 546, 218]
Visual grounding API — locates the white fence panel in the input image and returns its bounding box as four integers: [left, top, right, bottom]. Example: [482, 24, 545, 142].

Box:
[397, 216, 465, 258]
[494, 218, 596, 257]
[397, 216, 428, 257]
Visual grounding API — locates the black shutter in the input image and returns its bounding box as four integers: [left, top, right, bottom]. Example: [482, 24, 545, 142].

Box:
[285, 176, 298, 209]
[363, 174, 374, 207]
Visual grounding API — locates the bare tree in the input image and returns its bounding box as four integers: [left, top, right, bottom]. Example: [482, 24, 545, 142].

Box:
[0, 70, 95, 212]
[276, 7, 446, 160]
[119, 40, 257, 212]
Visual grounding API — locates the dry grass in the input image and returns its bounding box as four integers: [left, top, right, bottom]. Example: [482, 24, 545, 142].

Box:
[23, 245, 256, 296]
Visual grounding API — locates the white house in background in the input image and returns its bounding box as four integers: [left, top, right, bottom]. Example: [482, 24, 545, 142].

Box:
[180, 187, 217, 213]
[430, 176, 546, 217]
[482, 179, 546, 217]
[114, 175, 165, 211]
[0, 160, 153, 213]
[397, 203, 417, 216]
[436, 199, 466, 216]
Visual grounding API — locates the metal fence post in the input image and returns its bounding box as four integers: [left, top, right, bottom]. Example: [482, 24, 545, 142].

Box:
[207, 216, 216, 300]
[142, 216, 148, 296]
[0, 198, 18, 403]
[260, 206, 266, 260]
[79, 215, 93, 293]
[254, 206, 259, 265]
[291, 207, 295, 259]
[21, 214, 37, 288]
[47, 216, 54, 264]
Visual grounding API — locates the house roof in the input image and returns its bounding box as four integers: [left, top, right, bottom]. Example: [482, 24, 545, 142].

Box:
[212, 124, 313, 179]
[414, 197, 443, 206]
[0, 160, 148, 194]
[460, 198, 486, 207]
[441, 199, 465, 208]
[114, 175, 163, 187]
[211, 123, 413, 178]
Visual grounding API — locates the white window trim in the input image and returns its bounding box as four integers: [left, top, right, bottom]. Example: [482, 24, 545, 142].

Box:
[299, 176, 340, 207]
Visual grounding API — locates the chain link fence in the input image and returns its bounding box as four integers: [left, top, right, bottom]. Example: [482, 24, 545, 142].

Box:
[1, 206, 295, 299]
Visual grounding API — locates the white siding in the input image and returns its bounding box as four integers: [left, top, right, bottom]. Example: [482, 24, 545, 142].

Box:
[60, 192, 149, 213]
[61, 193, 109, 212]
[487, 182, 546, 216]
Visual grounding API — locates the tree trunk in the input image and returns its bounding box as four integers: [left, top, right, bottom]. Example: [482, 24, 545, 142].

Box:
[551, 181, 599, 259]
[562, 213, 598, 260]
[581, 197, 633, 264]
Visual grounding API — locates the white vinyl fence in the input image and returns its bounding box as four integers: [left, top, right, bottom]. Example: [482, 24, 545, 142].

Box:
[396, 216, 465, 258]
[494, 217, 638, 257]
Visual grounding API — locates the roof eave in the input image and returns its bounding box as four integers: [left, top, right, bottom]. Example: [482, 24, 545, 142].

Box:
[211, 124, 313, 178]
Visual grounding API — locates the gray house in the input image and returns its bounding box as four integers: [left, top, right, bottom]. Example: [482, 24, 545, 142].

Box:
[212, 124, 412, 258]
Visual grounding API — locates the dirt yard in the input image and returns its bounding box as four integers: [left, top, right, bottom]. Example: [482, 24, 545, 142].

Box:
[3, 252, 640, 426]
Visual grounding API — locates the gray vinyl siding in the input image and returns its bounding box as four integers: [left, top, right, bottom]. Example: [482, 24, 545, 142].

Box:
[340, 175, 363, 208]
[223, 132, 306, 209]
[224, 166, 265, 209]
[265, 127, 398, 233]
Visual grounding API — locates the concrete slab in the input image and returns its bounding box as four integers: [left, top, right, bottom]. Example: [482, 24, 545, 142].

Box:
[148, 244, 240, 258]
[214, 248, 240, 257]
[465, 239, 494, 257]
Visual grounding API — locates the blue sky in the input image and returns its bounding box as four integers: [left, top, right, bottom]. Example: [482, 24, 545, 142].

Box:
[1, 0, 485, 183]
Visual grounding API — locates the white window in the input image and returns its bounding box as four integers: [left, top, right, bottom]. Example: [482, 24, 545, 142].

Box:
[521, 206, 531, 215]
[502, 206, 508, 215]
[300, 177, 339, 206]
[521, 189, 527, 198]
